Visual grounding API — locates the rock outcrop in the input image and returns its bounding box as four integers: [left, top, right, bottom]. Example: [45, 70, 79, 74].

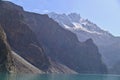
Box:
[0, 25, 15, 73]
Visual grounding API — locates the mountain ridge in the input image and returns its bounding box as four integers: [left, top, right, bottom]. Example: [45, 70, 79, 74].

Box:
[24, 11, 107, 74]
[0, 1, 107, 74]
[48, 12, 120, 69]
[0, 1, 77, 74]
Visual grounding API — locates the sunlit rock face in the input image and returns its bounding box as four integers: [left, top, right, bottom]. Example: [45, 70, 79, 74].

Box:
[0, 26, 16, 73]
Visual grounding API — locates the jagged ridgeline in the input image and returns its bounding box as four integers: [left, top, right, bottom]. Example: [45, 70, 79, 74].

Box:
[0, 1, 107, 74]
[48, 12, 120, 69]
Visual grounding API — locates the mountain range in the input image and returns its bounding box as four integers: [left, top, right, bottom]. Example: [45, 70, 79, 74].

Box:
[0, 1, 119, 74]
[0, 1, 77, 74]
[48, 13, 120, 73]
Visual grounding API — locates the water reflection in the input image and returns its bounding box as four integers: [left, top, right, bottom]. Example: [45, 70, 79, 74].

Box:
[1, 73, 120, 80]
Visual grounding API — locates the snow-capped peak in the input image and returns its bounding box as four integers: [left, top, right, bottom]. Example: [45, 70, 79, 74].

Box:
[48, 12, 113, 44]
[48, 12, 120, 69]
[72, 22, 103, 35]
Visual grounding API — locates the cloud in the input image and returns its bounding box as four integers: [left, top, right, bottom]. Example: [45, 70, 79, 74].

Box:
[43, 10, 49, 13]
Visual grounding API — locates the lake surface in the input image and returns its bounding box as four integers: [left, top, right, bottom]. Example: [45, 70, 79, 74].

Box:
[1, 74, 120, 80]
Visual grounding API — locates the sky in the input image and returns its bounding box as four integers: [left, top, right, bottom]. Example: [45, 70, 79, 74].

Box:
[6, 0, 120, 36]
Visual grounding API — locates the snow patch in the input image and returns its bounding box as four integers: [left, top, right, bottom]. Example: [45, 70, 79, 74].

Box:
[72, 22, 103, 35]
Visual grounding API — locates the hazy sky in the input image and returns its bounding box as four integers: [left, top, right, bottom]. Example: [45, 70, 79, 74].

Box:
[7, 0, 120, 36]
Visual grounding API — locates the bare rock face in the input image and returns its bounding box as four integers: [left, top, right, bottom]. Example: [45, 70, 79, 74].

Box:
[0, 1, 50, 71]
[47, 59, 77, 74]
[0, 26, 15, 73]
[12, 51, 44, 74]
[0, 25, 43, 74]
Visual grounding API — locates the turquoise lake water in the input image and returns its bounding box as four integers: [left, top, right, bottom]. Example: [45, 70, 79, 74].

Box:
[1, 74, 120, 80]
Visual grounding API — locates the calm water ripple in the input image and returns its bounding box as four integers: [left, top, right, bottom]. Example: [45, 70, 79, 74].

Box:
[0, 74, 120, 80]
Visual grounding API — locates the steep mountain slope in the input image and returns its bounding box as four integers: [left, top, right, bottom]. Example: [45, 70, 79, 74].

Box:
[48, 13, 120, 68]
[0, 26, 15, 73]
[109, 61, 120, 74]
[0, 25, 43, 73]
[12, 51, 43, 73]
[0, 1, 50, 71]
[24, 12, 107, 74]
[47, 60, 77, 73]
[0, 1, 76, 74]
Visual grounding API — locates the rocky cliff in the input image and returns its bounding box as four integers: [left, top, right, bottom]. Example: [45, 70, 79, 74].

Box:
[0, 25, 15, 73]
[0, 1, 76, 74]
[0, 25, 43, 73]
[0, 1, 50, 71]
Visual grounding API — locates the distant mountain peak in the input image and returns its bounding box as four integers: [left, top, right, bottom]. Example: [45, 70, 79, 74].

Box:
[48, 12, 120, 69]
[68, 13, 81, 23]
[48, 12, 113, 44]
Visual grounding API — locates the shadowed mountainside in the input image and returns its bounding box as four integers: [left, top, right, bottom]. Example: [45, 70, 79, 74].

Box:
[24, 12, 107, 74]
[0, 1, 77, 74]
